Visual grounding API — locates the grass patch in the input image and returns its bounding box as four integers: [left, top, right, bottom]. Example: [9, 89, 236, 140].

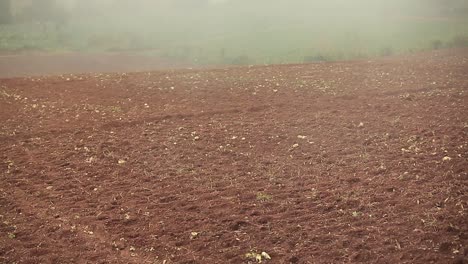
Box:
[256, 192, 273, 202]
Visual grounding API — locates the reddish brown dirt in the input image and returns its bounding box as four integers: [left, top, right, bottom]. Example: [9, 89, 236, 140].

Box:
[0, 49, 467, 264]
[0, 51, 196, 78]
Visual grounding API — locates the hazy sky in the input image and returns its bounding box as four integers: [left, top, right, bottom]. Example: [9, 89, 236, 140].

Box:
[49, 0, 459, 16]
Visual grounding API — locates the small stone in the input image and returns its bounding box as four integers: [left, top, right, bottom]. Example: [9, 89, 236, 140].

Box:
[190, 232, 199, 239]
[113, 240, 126, 250]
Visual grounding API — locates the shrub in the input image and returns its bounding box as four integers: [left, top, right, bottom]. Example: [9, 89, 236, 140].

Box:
[303, 54, 328, 62]
[380, 47, 394, 57]
[431, 40, 444, 50]
[231, 55, 252, 65]
[448, 35, 468, 48]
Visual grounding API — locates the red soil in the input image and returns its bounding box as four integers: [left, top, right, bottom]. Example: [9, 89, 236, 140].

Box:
[0, 51, 196, 78]
[0, 49, 467, 264]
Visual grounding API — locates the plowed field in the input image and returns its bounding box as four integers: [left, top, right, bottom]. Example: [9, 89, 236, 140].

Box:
[1, 49, 467, 263]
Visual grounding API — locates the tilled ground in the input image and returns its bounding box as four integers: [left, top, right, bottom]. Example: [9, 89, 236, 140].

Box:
[0, 49, 467, 264]
[0, 52, 195, 78]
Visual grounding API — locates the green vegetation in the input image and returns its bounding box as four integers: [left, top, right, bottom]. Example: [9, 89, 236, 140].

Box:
[0, 0, 467, 65]
[256, 192, 273, 201]
[245, 251, 272, 263]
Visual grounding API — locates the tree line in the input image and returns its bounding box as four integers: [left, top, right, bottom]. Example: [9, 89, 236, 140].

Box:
[0, 0, 67, 25]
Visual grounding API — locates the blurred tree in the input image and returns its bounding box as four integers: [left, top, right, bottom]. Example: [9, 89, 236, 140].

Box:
[15, 0, 69, 31]
[0, 0, 12, 24]
[29, 0, 58, 22]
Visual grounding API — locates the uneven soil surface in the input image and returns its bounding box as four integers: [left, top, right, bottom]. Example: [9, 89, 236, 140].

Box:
[0, 51, 196, 78]
[0, 49, 467, 264]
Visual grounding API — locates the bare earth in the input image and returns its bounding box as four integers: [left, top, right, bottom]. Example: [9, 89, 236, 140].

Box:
[0, 51, 196, 78]
[0, 49, 467, 264]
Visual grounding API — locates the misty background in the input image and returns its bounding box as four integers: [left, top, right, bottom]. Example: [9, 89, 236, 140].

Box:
[0, 0, 467, 65]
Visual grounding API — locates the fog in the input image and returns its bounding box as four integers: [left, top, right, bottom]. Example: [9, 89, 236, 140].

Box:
[2, 0, 468, 65]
